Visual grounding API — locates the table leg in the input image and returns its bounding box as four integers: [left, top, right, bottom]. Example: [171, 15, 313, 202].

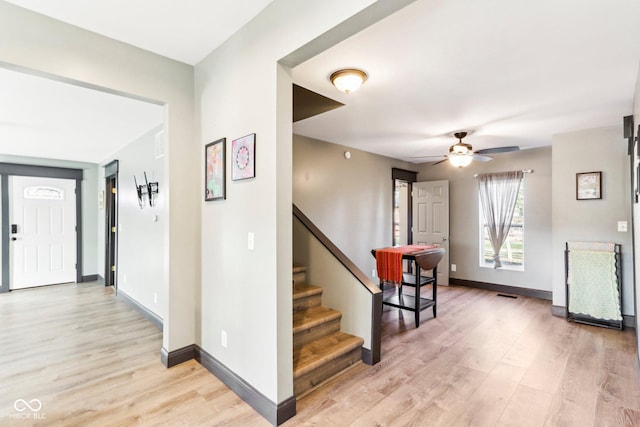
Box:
[433, 266, 438, 318]
[415, 263, 420, 328]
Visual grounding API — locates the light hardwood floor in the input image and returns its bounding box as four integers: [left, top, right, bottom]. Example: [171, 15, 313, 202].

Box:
[1, 282, 639, 426]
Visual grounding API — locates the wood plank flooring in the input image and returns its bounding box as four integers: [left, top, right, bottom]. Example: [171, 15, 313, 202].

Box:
[1, 282, 639, 426]
[0, 282, 270, 427]
[288, 285, 640, 427]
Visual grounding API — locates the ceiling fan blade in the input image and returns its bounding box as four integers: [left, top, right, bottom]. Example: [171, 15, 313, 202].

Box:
[473, 154, 493, 162]
[475, 146, 519, 155]
[409, 154, 447, 159]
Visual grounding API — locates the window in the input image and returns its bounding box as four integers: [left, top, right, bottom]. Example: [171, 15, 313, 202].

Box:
[23, 186, 65, 200]
[479, 180, 524, 270]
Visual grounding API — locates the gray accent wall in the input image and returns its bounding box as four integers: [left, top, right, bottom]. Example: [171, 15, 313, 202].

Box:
[551, 126, 633, 315]
[417, 147, 553, 291]
[293, 134, 417, 280]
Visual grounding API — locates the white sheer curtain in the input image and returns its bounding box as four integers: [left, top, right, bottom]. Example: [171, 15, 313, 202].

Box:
[477, 171, 523, 268]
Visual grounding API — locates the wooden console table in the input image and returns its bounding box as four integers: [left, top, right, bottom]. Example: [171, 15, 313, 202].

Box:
[371, 245, 445, 327]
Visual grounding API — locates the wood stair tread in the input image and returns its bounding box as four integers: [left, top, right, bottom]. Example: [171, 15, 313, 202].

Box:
[293, 331, 364, 379]
[292, 265, 307, 274]
[293, 283, 322, 300]
[293, 306, 341, 334]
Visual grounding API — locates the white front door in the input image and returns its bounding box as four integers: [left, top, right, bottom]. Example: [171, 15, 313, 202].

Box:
[413, 180, 450, 285]
[10, 176, 77, 289]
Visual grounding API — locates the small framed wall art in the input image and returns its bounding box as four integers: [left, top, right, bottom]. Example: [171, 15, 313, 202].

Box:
[232, 133, 256, 181]
[205, 138, 226, 201]
[576, 171, 602, 200]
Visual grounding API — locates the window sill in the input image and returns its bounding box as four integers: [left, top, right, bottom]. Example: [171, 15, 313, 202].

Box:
[479, 264, 524, 272]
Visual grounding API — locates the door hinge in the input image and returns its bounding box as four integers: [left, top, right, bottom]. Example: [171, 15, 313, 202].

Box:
[112, 187, 117, 194]
[111, 265, 116, 272]
[111, 226, 116, 233]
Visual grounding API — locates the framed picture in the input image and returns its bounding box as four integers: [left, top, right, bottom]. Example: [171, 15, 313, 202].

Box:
[232, 133, 256, 181]
[576, 171, 602, 200]
[205, 138, 226, 201]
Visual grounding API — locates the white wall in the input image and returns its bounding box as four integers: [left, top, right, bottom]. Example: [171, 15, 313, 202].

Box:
[108, 126, 167, 320]
[196, 0, 415, 406]
[418, 147, 553, 291]
[551, 126, 633, 315]
[293, 134, 417, 278]
[0, 154, 99, 277]
[0, 1, 197, 353]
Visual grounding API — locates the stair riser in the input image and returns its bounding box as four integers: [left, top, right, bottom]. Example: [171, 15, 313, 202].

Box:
[293, 319, 340, 350]
[294, 347, 361, 396]
[293, 271, 306, 287]
[293, 293, 322, 312]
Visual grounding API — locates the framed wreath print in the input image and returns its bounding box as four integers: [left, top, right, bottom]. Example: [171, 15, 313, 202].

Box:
[205, 138, 225, 201]
[576, 171, 602, 200]
[232, 133, 256, 181]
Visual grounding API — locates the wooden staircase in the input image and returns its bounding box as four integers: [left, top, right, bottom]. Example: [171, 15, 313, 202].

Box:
[292, 265, 364, 397]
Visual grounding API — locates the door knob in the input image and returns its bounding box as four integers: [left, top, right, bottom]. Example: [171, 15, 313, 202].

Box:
[442, 237, 448, 241]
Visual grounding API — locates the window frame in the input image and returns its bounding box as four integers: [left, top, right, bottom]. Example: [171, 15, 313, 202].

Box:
[478, 178, 525, 271]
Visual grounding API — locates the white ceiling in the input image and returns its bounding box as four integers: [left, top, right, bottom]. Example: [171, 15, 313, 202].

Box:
[2, 0, 640, 165]
[0, 67, 164, 163]
[4, 0, 275, 65]
[293, 0, 640, 163]
[0, 0, 274, 164]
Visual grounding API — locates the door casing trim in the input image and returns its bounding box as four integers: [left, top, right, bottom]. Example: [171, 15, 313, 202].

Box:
[0, 163, 83, 292]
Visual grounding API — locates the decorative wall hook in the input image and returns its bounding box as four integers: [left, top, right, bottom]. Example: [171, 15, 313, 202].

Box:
[145, 172, 159, 207]
[134, 175, 148, 209]
[134, 172, 159, 208]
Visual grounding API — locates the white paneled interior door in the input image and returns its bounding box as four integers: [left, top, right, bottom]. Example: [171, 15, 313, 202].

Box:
[412, 180, 450, 285]
[10, 176, 76, 289]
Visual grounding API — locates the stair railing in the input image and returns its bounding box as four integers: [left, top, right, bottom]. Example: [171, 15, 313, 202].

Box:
[293, 203, 381, 364]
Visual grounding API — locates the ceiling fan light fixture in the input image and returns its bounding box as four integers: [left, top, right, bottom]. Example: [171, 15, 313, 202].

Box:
[449, 154, 473, 168]
[330, 68, 368, 94]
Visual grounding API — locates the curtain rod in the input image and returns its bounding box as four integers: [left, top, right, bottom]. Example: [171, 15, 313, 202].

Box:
[474, 169, 533, 178]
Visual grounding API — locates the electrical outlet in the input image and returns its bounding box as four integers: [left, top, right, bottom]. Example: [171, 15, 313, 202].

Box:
[154, 292, 158, 304]
[221, 330, 227, 348]
[451, 264, 457, 272]
[248, 232, 255, 251]
[618, 221, 628, 232]
[372, 269, 377, 278]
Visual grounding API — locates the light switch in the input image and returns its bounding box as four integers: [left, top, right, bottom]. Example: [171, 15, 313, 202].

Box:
[248, 232, 255, 251]
[618, 221, 628, 232]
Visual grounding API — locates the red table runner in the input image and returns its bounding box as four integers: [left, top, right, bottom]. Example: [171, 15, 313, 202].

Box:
[375, 245, 437, 283]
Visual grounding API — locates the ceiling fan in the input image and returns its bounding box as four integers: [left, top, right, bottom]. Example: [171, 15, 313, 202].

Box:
[412, 132, 519, 167]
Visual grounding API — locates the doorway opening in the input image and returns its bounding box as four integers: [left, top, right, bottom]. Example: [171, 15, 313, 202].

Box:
[392, 168, 417, 246]
[104, 160, 118, 289]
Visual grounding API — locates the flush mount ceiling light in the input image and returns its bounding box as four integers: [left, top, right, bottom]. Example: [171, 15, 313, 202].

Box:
[330, 68, 368, 94]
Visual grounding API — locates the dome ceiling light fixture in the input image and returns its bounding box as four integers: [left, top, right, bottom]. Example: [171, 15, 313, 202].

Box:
[330, 68, 368, 94]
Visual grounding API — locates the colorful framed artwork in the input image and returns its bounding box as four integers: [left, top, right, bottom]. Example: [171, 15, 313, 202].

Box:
[576, 171, 602, 200]
[232, 133, 256, 181]
[205, 138, 226, 201]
